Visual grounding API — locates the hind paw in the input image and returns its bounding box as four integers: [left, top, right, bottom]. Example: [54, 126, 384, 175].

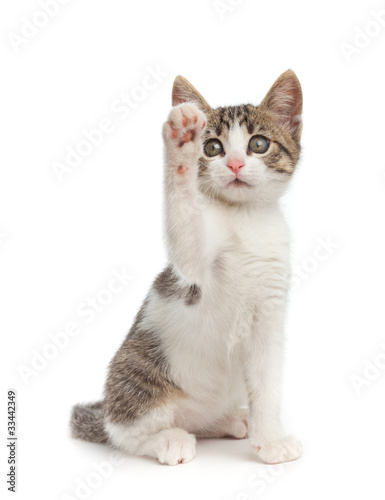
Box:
[155, 428, 196, 466]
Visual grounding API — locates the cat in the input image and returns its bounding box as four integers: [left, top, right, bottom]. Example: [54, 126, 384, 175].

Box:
[71, 70, 303, 466]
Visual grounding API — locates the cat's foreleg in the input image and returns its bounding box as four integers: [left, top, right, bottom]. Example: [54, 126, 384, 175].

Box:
[245, 306, 303, 464]
[162, 103, 207, 285]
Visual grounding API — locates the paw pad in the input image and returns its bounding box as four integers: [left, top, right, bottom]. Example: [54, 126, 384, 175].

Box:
[165, 103, 207, 149]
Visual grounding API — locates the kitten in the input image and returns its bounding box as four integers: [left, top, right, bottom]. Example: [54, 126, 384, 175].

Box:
[71, 70, 303, 465]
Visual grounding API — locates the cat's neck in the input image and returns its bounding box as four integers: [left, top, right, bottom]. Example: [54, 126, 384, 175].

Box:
[209, 194, 282, 218]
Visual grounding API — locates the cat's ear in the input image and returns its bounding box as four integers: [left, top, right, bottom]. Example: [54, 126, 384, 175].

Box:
[260, 70, 303, 139]
[172, 76, 211, 113]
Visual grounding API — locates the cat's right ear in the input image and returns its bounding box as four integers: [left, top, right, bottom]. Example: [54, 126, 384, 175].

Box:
[172, 76, 211, 113]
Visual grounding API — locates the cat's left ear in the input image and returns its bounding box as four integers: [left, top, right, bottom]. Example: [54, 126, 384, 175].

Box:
[172, 76, 211, 113]
[260, 70, 303, 140]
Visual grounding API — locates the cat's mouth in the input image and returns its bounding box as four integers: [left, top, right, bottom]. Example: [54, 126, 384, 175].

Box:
[227, 178, 252, 188]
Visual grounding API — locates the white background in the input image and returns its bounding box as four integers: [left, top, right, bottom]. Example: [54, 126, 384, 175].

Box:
[1, 0, 385, 498]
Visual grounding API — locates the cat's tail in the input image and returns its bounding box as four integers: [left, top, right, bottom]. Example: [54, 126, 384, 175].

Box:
[70, 401, 109, 444]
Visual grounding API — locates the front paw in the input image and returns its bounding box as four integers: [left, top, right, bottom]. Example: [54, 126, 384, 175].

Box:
[253, 436, 303, 464]
[163, 103, 207, 173]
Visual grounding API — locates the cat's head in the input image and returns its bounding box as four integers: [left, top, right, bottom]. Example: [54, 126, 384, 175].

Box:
[172, 71, 303, 206]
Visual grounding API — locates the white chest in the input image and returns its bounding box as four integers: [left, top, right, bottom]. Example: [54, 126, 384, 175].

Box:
[202, 204, 291, 303]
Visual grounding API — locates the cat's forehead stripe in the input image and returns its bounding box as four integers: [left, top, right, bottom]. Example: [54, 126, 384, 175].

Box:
[208, 104, 258, 137]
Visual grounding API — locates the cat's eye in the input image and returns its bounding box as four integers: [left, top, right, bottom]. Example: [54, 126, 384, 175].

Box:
[204, 139, 223, 157]
[248, 135, 270, 154]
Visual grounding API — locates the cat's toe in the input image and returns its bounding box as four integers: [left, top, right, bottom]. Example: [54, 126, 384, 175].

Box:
[156, 429, 196, 466]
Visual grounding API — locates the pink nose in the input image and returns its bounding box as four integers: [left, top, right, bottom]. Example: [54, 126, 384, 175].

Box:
[227, 159, 245, 175]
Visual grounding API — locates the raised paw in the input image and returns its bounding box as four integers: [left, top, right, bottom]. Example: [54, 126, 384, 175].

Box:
[163, 104, 207, 177]
[254, 436, 303, 464]
[164, 103, 206, 148]
[155, 428, 196, 466]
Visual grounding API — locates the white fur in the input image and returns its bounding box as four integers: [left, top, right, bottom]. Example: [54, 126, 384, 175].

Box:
[106, 408, 197, 466]
[105, 103, 302, 465]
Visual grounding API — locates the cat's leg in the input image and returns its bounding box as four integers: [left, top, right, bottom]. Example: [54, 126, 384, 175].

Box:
[244, 306, 303, 464]
[196, 408, 249, 439]
[105, 406, 196, 466]
[162, 103, 208, 285]
[103, 302, 198, 466]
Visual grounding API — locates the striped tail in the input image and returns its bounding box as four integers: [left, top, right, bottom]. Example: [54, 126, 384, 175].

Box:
[70, 401, 108, 444]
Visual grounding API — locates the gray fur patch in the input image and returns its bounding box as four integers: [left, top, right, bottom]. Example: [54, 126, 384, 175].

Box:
[70, 401, 108, 443]
[104, 301, 184, 426]
[153, 265, 202, 306]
